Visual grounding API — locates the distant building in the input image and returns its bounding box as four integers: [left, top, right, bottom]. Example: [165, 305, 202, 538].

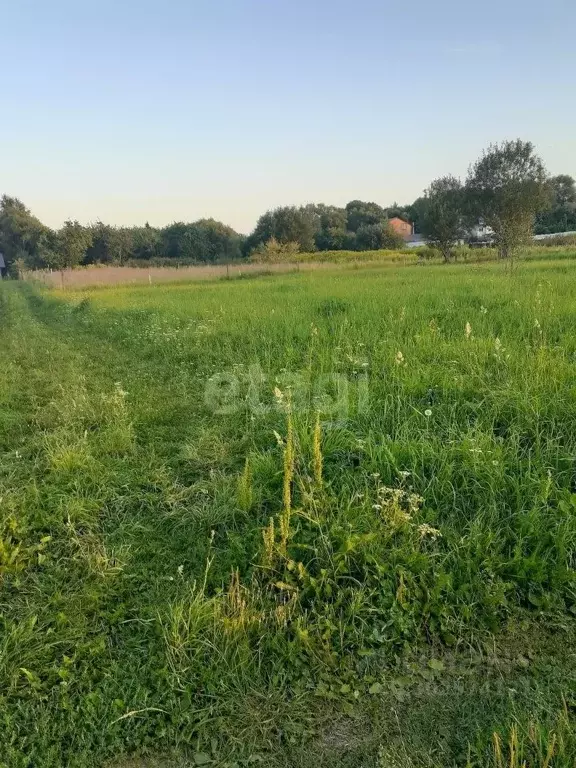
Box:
[387, 217, 413, 240]
[405, 234, 426, 248]
[468, 220, 494, 244]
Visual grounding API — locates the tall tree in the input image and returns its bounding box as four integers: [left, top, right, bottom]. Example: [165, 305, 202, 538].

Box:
[87, 223, 134, 264]
[131, 224, 161, 260]
[345, 200, 386, 232]
[405, 196, 428, 234]
[42, 220, 93, 271]
[354, 222, 404, 251]
[466, 140, 551, 260]
[246, 206, 319, 254]
[312, 204, 348, 250]
[551, 174, 576, 208]
[0, 195, 52, 269]
[161, 219, 243, 262]
[535, 175, 576, 234]
[420, 176, 466, 262]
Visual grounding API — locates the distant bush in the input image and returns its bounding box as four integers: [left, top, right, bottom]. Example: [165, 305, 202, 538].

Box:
[250, 237, 300, 263]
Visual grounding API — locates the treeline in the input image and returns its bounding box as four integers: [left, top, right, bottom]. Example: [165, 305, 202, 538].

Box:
[245, 201, 409, 256]
[1, 139, 574, 273]
[0, 197, 411, 274]
[0, 204, 246, 272]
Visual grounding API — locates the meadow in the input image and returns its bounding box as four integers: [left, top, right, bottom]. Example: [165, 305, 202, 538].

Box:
[26, 244, 576, 290]
[2, 257, 576, 767]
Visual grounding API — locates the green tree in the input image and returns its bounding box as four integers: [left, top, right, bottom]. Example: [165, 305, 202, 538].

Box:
[87, 223, 134, 264]
[0, 195, 52, 270]
[131, 224, 161, 260]
[420, 176, 466, 262]
[355, 222, 404, 251]
[161, 219, 243, 263]
[405, 196, 428, 234]
[345, 200, 386, 232]
[384, 203, 411, 222]
[313, 205, 348, 250]
[246, 206, 319, 254]
[42, 220, 93, 271]
[535, 175, 576, 234]
[551, 174, 576, 208]
[466, 140, 551, 260]
[193, 219, 244, 262]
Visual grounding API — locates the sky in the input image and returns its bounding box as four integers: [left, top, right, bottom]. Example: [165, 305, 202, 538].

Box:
[2, 0, 575, 234]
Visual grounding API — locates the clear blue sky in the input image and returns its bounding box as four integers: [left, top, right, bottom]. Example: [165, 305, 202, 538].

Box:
[3, 0, 575, 234]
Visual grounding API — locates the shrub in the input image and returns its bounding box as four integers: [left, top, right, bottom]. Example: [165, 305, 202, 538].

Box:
[249, 237, 300, 262]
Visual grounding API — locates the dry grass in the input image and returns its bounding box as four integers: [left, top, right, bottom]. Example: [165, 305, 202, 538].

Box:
[23, 260, 390, 289]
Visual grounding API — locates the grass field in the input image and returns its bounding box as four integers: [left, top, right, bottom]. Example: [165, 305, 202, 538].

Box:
[25, 244, 576, 289]
[2, 258, 576, 767]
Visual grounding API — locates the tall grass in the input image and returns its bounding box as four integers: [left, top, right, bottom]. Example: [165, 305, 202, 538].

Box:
[2, 259, 576, 765]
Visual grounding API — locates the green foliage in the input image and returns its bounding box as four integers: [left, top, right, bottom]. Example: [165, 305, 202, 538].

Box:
[535, 175, 576, 235]
[345, 199, 387, 232]
[86, 222, 134, 265]
[51, 220, 94, 270]
[0, 195, 52, 270]
[420, 175, 466, 261]
[246, 202, 408, 257]
[246, 205, 320, 254]
[162, 219, 244, 262]
[466, 140, 552, 260]
[250, 237, 300, 262]
[356, 222, 405, 251]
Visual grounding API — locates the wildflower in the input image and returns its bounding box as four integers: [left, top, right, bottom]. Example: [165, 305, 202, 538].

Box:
[177, 564, 184, 577]
[418, 523, 442, 540]
[395, 351, 404, 365]
[465, 322, 472, 339]
[398, 470, 411, 479]
[480, 305, 488, 315]
[534, 318, 541, 329]
[273, 387, 284, 401]
[424, 409, 432, 417]
[494, 337, 502, 352]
